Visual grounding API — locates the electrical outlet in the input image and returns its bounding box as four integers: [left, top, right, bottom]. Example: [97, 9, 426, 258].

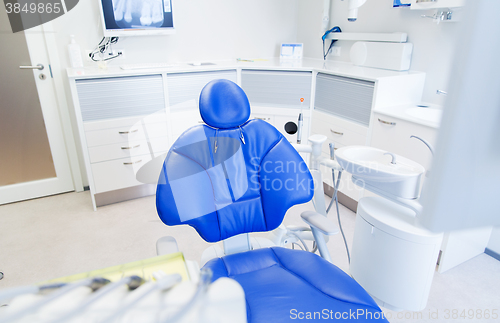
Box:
[331, 46, 341, 57]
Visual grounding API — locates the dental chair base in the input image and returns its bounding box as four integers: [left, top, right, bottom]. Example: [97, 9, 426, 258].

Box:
[350, 197, 443, 311]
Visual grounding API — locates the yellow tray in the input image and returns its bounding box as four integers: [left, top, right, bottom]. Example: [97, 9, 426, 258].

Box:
[41, 252, 190, 285]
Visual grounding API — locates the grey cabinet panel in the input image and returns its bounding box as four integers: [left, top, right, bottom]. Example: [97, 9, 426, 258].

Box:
[76, 75, 165, 122]
[315, 73, 374, 126]
[241, 70, 312, 108]
[167, 70, 237, 106]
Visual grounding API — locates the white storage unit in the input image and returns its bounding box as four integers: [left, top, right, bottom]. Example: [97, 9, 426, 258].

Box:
[350, 196, 442, 311]
[67, 59, 426, 209]
[70, 70, 240, 209]
[72, 75, 170, 209]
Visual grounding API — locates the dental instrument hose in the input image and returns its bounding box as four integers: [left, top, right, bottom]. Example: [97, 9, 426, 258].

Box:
[326, 143, 351, 264]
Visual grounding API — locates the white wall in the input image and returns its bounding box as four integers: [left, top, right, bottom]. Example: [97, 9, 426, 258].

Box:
[297, 0, 462, 105]
[488, 227, 500, 255]
[49, 0, 299, 186]
[52, 0, 299, 67]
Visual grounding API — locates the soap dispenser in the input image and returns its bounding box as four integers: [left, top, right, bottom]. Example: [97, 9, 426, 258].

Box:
[68, 35, 83, 68]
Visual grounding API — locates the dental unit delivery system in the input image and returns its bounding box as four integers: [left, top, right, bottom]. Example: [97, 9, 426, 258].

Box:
[270, 134, 351, 263]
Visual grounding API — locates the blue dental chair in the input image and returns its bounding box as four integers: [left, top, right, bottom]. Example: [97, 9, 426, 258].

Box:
[156, 79, 388, 322]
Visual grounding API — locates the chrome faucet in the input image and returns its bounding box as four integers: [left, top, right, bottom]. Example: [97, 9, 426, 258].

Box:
[410, 135, 434, 156]
[384, 152, 397, 164]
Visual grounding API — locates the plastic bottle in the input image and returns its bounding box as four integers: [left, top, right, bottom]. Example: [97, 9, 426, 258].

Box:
[68, 35, 83, 68]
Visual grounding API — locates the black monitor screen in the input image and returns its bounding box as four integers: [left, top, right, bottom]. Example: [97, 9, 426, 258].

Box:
[101, 0, 174, 31]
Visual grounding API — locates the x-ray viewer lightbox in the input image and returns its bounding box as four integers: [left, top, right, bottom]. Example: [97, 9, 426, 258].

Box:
[99, 0, 175, 37]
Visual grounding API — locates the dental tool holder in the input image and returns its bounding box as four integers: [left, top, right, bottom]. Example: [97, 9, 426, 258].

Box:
[0, 266, 245, 323]
[273, 135, 343, 262]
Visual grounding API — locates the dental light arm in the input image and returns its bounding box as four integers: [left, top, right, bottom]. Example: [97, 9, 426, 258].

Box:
[348, 0, 367, 22]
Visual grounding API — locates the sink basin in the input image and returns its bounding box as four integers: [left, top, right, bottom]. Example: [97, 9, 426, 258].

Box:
[335, 146, 425, 199]
[405, 107, 442, 124]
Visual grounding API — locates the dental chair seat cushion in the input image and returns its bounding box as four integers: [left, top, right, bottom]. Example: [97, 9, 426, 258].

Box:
[204, 247, 388, 322]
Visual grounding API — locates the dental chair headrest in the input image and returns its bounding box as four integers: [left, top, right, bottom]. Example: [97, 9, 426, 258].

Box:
[199, 79, 250, 129]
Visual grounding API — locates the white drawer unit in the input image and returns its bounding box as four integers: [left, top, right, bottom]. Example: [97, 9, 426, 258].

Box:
[315, 73, 375, 127]
[312, 110, 368, 150]
[70, 74, 172, 209]
[91, 154, 156, 194]
[88, 137, 169, 164]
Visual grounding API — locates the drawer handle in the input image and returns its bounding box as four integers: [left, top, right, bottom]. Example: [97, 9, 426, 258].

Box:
[123, 159, 142, 165]
[121, 144, 141, 150]
[330, 129, 344, 136]
[254, 117, 269, 121]
[118, 129, 139, 134]
[198, 121, 204, 124]
[378, 118, 396, 126]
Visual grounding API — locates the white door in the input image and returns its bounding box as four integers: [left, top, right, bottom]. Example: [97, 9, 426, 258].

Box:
[0, 12, 74, 204]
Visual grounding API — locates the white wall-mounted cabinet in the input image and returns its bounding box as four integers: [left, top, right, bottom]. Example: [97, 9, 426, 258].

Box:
[410, 0, 466, 10]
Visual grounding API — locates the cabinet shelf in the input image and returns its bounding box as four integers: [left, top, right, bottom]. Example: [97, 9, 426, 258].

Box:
[324, 32, 408, 43]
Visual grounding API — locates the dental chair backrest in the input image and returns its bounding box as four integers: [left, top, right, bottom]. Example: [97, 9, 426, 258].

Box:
[156, 79, 313, 243]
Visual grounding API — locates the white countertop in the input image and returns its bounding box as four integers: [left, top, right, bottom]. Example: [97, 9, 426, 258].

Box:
[67, 57, 424, 82]
[373, 103, 443, 129]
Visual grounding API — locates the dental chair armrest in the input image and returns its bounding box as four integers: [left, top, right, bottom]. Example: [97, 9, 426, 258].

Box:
[291, 143, 313, 154]
[319, 158, 343, 172]
[301, 211, 340, 236]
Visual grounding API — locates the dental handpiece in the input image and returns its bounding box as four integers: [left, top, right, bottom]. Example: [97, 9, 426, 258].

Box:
[297, 113, 303, 144]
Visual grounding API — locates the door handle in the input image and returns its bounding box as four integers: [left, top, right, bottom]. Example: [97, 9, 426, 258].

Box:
[19, 64, 44, 70]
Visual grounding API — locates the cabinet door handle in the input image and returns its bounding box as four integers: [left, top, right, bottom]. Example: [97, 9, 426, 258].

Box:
[330, 129, 344, 136]
[119, 129, 139, 134]
[123, 159, 142, 165]
[254, 117, 269, 121]
[121, 144, 141, 150]
[416, 0, 437, 3]
[378, 118, 396, 126]
[198, 121, 204, 124]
